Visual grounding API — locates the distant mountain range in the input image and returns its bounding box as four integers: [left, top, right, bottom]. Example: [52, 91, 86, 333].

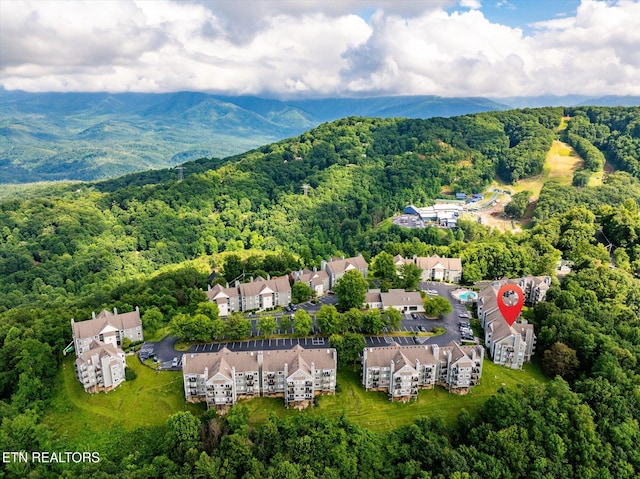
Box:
[1, 89, 638, 183]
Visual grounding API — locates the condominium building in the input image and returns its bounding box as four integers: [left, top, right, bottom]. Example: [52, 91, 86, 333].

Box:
[183, 345, 337, 411]
[476, 278, 545, 369]
[322, 254, 369, 289]
[71, 307, 143, 355]
[206, 275, 292, 316]
[361, 342, 483, 400]
[71, 307, 142, 393]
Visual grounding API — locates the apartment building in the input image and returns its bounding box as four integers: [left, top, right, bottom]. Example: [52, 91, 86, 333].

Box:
[322, 254, 369, 289]
[476, 278, 545, 369]
[361, 342, 483, 400]
[183, 345, 337, 411]
[71, 307, 143, 355]
[206, 275, 292, 316]
[70, 307, 142, 393]
[393, 254, 463, 283]
[74, 340, 126, 393]
[414, 255, 463, 283]
[291, 268, 331, 297]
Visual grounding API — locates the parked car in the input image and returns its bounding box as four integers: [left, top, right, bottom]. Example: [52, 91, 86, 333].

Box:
[419, 326, 426, 332]
[458, 313, 470, 318]
[427, 289, 438, 295]
[171, 357, 178, 367]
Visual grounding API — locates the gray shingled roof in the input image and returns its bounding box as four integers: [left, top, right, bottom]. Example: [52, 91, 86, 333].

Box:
[415, 255, 462, 271]
[182, 347, 260, 377]
[262, 345, 337, 372]
[326, 255, 368, 275]
[73, 309, 141, 340]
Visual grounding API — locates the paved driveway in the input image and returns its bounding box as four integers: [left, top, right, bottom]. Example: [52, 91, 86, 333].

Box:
[143, 284, 477, 366]
[138, 335, 182, 370]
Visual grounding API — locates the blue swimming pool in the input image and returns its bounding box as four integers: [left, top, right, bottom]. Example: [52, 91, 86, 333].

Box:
[457, 291, 477, 301]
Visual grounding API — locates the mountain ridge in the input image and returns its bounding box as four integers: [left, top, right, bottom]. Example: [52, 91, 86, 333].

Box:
[2, 90, 638, 184]
[1, 91, 508, 183]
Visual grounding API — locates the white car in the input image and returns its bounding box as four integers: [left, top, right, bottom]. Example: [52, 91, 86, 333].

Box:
[427, 289, 438, 295]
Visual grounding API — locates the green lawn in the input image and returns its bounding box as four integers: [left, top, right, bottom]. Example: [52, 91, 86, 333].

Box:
[46, 355, 548, 441]
[44, 355, 205, 443]
[243, 359, 548, 433]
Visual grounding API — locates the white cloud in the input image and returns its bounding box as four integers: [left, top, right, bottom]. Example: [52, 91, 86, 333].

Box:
[1, 0, 639, 97]
[459, 0, 482, 9]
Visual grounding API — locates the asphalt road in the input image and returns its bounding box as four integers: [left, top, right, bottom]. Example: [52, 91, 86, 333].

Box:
[141, 283, 477, 368]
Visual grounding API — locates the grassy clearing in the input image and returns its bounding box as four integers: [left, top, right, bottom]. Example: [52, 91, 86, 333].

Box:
[44, 355, 204, 443]
[46, 353, 547, 442]
[244, 359, 548, 433]
[512, 140, 583, 198]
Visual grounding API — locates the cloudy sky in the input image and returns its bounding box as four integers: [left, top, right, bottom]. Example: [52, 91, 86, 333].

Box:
[1, 0, 639, 98]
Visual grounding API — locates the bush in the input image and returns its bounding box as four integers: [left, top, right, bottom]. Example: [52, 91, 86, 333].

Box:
[125, 368, 137, 381]
[572, 170, 591, 187]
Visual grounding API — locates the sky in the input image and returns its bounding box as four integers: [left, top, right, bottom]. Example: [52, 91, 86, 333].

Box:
[1, 0, 639, 98]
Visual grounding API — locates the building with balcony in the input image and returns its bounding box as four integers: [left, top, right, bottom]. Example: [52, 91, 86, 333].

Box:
[74, 340, 126, 393]
[477, 278, 543, 369]
[206, 275, 292, 316]
[361, 342, 483, 401]
[182, 345, 337, 412]
[70, 307, 142, 393]
[322, 254, 368, 289]
[71, 307, 143, 355]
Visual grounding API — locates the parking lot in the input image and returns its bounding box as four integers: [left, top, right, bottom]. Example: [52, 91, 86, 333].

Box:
[141, 282, 479, 369]
[189, 336, 327, 353]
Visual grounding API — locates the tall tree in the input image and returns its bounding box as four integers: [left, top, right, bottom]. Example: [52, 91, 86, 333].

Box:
[382, 308, 402, 331]
[335, 270, 368, 311]
[225, 313, 252, 340]
[316, 305, 342, 335]
[370, 251, 397, 282]
[423, 296, 453, 318]
[543, 342, 580, 380]
[292, 282, 314, 304]
[166, 411, 202, 463]
[362, 309, 386, 334]
[396, 262, 422, 290]
[223, 254, 244, 282]
[257, 314, 278, 338]
[292, 309, 313, 337]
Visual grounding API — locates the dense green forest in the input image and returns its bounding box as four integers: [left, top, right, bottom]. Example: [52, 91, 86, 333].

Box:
[2, 106, 640, 478]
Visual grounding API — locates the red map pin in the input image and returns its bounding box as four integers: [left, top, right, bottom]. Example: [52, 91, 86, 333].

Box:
[497, 284, 524, 326]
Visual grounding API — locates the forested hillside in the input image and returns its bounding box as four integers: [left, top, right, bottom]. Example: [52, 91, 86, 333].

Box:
[0, 90, 507, 183]
[2, 107, 640, 478]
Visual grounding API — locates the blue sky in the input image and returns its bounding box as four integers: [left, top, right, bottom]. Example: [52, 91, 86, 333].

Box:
[1, 0, 638, 97]
[473, 0, 582, 34]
